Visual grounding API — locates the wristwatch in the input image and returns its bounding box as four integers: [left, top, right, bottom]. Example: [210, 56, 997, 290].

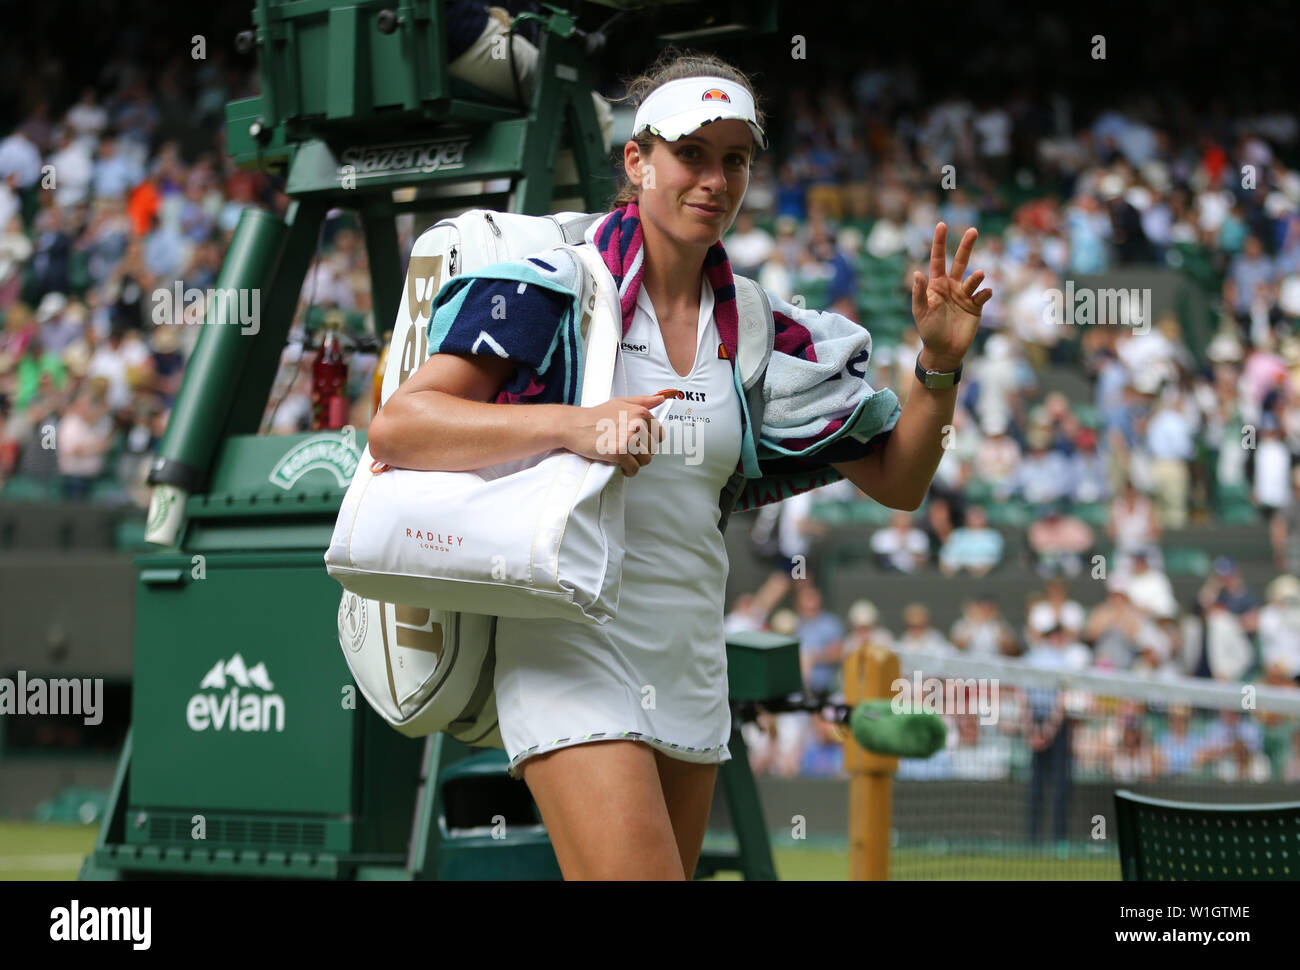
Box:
[914, 356, 963, 390]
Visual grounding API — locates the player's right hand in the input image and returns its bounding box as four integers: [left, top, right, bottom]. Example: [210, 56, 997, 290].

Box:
[561, 395, 666, 477]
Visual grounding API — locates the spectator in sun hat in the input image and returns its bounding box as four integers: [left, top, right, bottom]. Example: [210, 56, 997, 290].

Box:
[36, 291, 81, 355]
[148, 322, 186, 408]
[843, 599, 896, 655]
[1026, 578, 1085, 650]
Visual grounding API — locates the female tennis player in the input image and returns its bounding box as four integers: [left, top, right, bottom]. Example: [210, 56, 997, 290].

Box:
[369, 48, 991, 880]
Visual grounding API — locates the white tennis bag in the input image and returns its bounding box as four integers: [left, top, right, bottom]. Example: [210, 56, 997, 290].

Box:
[333, 209, 774, 745]
[327, 243, 641, 621]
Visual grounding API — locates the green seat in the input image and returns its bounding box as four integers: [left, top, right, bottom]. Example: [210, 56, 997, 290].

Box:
[1163, 546, 1212, 577]
[985, 500, 1031, 527]
[809, 499, 850, 526]
[963, 479, 994, 505]
[0, 476, 60, 501]
[1074, 502, 1109, 528]
[1115, 790, 1300, 880]
[792, 277, 830, 310]
[434, 749, 562, 881]
[859, 292, 907, 316]
[868, 312, 911, 342]
[89, 478, 129, 505]
[980, 213, 1011, 238]
[813, 499, 895, 527]
[114, 517, 151, 552]
[1214, 482, 1261, 525]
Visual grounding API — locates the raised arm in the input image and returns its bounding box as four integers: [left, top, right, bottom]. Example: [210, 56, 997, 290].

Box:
[833, 224, 990, 509]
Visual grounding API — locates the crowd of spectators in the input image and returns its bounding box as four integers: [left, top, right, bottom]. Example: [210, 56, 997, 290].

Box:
[707, 65, 1300, 781]
[727, 568, 1300, 790]
[1, 28, 1299, 786]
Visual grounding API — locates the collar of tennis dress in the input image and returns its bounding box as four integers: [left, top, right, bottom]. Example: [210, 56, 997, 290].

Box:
[631, 76, 768, 152]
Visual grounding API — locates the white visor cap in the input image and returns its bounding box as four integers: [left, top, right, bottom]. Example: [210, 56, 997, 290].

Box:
[632, 76, 767, 152]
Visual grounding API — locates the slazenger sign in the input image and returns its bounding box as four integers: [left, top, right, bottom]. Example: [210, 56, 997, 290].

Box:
[269, 435, 359, 490]
[339, 138, 471, 180]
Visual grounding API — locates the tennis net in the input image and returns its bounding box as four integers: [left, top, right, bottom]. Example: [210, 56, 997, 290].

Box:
[886, 648, 1300, 880]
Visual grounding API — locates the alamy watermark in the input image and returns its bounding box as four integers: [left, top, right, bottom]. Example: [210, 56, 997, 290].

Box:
[595, 406, 705, 466]
[0, 671, 103, 725]
[151, 282, 260, 335]
[1043, 281, 1151, 335]
[890, 671, 1000, 726]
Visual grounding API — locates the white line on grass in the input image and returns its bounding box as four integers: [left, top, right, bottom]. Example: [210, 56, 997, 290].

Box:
[0, 854, 86, 871]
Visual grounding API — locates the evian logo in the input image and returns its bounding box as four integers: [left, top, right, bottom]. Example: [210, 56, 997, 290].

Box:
[185, 653, 285, 733]
[405, 527, 465, 553]
[268, 434, 359, 490]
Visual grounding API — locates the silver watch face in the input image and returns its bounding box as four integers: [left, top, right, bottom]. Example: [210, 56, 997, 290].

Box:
[918, 365, 958, 389]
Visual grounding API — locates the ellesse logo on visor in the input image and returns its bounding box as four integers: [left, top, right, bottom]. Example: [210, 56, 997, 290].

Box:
[701, 89, 731, 102]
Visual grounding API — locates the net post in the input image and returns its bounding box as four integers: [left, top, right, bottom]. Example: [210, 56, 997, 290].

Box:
[843, 643, 900, 880]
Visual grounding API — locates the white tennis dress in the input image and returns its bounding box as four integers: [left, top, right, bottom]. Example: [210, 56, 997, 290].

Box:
[494, 276, 743, 779]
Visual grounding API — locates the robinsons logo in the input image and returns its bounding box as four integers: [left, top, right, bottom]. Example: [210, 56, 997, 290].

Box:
[268, 434, 359, 489]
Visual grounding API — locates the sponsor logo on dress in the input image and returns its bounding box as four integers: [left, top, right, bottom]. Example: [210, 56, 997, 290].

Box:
[662, 389, 707, 402]
[620, 340, 649, 355]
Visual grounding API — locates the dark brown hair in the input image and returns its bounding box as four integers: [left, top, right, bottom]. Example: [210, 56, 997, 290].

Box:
[608, 47, 765, 210]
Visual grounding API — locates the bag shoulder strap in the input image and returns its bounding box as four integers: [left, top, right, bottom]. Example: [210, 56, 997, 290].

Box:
[717, 275, 775, 533]
[732, 274, 775, 392]
[558, 213, 603, 245]
[559, 242, 621, 407]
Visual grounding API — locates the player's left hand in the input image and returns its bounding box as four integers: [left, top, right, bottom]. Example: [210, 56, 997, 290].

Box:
[911, 223, 992, 372]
